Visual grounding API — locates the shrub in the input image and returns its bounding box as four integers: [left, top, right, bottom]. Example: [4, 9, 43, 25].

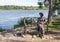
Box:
[14, 18, 36, 29]
[0, 27, 5, 32]
[14, 19, 24, 29]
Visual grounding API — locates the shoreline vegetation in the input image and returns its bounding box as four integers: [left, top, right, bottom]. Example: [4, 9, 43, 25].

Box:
[14, 17, 36, 29]
[0, 5, 48, 10]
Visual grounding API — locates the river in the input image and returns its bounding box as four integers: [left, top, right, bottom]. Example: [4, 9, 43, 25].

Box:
[0, 10, 48, 29]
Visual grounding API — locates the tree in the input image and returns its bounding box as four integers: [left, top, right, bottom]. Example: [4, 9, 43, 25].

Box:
[38, 2, 43, 8]
[45, 0, 60, 32]
[44, 0, 49, 7]
[39, 0, 53, 24]
[43, 0, 60, 32]
[48, 0, 53, 24]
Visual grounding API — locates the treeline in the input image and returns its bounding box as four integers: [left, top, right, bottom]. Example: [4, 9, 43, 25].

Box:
[0, 5, 48, 10]
[0, 5, 38, 10]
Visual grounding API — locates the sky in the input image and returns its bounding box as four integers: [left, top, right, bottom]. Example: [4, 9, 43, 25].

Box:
[0, 0, 44, 6]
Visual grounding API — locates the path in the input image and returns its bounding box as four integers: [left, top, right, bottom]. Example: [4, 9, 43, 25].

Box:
[0, 33, 60, 42]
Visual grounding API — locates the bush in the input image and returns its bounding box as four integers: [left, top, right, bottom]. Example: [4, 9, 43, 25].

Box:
[14, 18, 36, 29]
[26, 19, 36, 25]
[14, 19, 24, 29]
[0, 27, 5, 32]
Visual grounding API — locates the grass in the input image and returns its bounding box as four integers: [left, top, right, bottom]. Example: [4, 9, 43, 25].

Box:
[47, 18, 60, 32]
[29, 27, 60, 33]
[29, 25, 60, 33]
[48, 28, 60, 32]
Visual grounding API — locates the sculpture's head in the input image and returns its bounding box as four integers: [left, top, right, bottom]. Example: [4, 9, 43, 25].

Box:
[39, 12, 44, 17]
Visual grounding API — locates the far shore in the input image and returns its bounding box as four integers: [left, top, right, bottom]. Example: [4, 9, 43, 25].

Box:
[0, 6, 48, 10]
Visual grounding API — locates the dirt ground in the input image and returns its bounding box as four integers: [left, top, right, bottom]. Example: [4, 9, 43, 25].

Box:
[0, 32, 60, 42]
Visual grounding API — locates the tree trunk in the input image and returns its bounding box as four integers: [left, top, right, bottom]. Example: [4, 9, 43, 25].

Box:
[48, 0, 53, 24]
[47, 0, 53, 33]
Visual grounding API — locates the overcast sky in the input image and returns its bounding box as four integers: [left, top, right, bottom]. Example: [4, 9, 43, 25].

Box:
[0, 0, 44, 6]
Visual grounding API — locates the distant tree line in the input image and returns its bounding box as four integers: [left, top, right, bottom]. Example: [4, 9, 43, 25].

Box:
[0, 5, 38, 10]
[0, 5, 48, 10]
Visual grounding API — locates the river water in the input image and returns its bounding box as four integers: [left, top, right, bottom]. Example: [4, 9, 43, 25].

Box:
[0, 10, 48, 29]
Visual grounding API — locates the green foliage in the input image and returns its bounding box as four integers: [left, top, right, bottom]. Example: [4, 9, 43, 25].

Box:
[14, 18, 36, 29]
[48, 24, 57, 28]
[53, 19, 60, 22]
[32, 19, 36, 24]
[52, 15, 57, 17]
[48, 18, 60, 32]
[0, 27, 5, 32]
[38, 2, 43, 8]
[44, 0, 60, 10]
[14, 19, 24, 29]
[0, 6, 38, 10]
[38, 7, 48, 10]
[0, 5, 48, 10]
[26, 19, 36, 25]
[52, 19, 60, 25]
[48, 19, 60, 28]
[53, 0, 60, 10]
[44, 0, 49, 7]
